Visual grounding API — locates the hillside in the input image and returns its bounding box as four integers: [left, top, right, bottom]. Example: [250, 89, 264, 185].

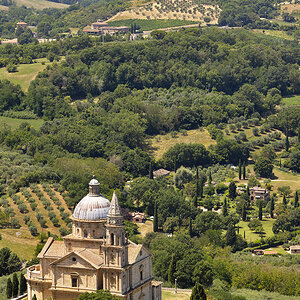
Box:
[10, 0, 68, 9]
[108, 0, 220, 24]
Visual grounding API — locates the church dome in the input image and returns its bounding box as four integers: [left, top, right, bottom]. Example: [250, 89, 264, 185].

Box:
[72, 179, 111, 221]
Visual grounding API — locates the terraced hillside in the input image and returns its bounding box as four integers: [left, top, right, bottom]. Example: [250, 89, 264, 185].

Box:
[109, 0, 220, 24]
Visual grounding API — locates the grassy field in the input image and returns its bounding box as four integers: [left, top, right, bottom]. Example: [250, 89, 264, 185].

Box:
[0, 58, 51, 91]
[252, 29, 295, 41]
[0, 116, 43, 130]
[136, 220, 153, 238]
[108, 19, 198, 31]
[149, 128, 215, 159]
[162, 290, 191, 300]
[230, 288, 300, 300]
[282, 95, 300, 106]
[13, 0, 68, 9]
[237, 219, 275, 243]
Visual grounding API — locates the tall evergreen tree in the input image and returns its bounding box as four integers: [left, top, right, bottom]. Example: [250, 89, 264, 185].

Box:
[153, 201, 158, 232]
[168, 254, 176, 284]
[258, 201, 263, 220]
[32, 295, 37, 300]
[243, 231, 245, 239]
[222, 198, 228, 217]
[242, 203, 247, 221]
[242, 162, 246, 180]
[19, 273, 27, 295]
[226, 224, 236, 247]
[208, 171, 212, 184]
[149, 162, 153, 179]
[6, 277, 12, 299]
[283, 194, 287, 207]
[270, 196, 275, 218]
[238, 160, 242, 180]
[246, 185, 250, 196]
[228, 181, 237, 200]
[190, 282, 206, 300]
[189, 217, 193, 237]
[199, 178, 204, 199]
[285, 132, 289, 152]
[294, 191, 299, 208]
[12, 273, 18, 297]
[196, 168, 199, 199]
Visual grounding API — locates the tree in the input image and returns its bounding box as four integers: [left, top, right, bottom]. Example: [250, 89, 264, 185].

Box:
[190, 282, 206, 300]
[242, 162, 246, 180]
[189, 217, 193, 237]
[12, 273, 18, 297]
[192, 261, 214, 287]
[238, 160, 242, 180]
[254, 157, 273, 178]
[149, 162, 153, 179]
[226, 224, 236, 248]
[19, 273, 27, 295]
[270, 196, 275, 218]
[168, 254, 176, 283]
[228, 181, 237, 200]
[6, 277, 12, 299]
[248, 219, 263, 233]
[283, 194, 287, 207]
[294, 191, 299, 208]
[32, 295, 37, 300]
[222, 198, 228, 217]
[242, 203, 247, 221]
[258, 200, 263, 220]
[153, 201, 158, 232]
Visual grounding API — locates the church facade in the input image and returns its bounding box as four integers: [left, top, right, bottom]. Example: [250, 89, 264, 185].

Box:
[26, 179, 162, 300]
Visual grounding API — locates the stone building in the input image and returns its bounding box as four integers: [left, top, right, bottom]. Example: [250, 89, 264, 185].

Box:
[250, 186, 270, 203]
[26, 179, 162, 300]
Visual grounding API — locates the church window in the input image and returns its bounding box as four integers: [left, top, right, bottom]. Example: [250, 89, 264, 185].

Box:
[72, 277, 78, 287]
[77, 228, 80, 235]
[140, 270, 143, 281]
[72, 257, 76, 262]
[111, 233, 114, 245]
[84, 230, 88, 238]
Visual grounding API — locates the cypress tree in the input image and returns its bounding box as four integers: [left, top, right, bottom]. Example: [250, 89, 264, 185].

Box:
[246, 185, 250, 196]
[258, 201, 263, 221]
[32, 295, 37, 300]
[238, 160, 242, 180]
[196, 168, 199, 199]
[243, 230, 245, 239]
[149, 162, 153, 179]
[189, 217, 193, 237]
[283, 194, 287, 207]
[294, 191, 299, 208]
[279, 158, 282, 168]
[167, 254, 176, 283]
[242, 203, 247, 221]
[19, 273, 27, 295]
[208, 171, 212, 184]
[270, 196, 275, 218]
[153, 201, 158, 232]
[228, 181, 237, 200]
[222, 198, 228, 217]
[285, 132, 289, 152]
[12, 273, 19, 297]
[190, 282, 206, 300]
[226, 224, 236, 248]
[199, 178, 204, 199]
[6, 277, 12, 299]
[242, 162, 246, 180]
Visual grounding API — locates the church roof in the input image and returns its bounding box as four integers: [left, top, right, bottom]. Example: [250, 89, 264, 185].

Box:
[72, 179, 111, 221]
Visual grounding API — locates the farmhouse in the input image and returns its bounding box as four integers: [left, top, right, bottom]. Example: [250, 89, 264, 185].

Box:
[250, 186, 270, 203]
[153, 169, 170, 178]
[83, 20, 129, 35]
[26, 179, 161, 300]
[16, 21, 28, 29]
[290, 245, 300, 254]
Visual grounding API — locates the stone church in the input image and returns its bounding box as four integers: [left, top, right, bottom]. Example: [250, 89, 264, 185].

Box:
[26, 179, 162, 300]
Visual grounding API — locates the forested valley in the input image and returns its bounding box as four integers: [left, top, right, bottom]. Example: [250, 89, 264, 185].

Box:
[0, 18, 299, 300]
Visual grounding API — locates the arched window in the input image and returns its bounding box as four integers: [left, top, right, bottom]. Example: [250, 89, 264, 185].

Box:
[77, 228, 80, 235]
[111, 233, 114, 245]
[84, 230, 88, 238]
[139, 265, 144, 281]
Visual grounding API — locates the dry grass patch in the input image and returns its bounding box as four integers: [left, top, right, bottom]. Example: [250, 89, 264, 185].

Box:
[280, 3, 300, 14]
[137, 220, 153, 237]
[149, 128, 215, 159]
[162, 290, 191, 300]
[13, 0, 68, 9]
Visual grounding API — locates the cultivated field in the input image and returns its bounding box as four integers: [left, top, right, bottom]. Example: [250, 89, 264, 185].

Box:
[0, 116, 44, 130]
[0, 58, 51, 91]
[149, 128, 216, 159]
[0, 183, 71, 260]
[108, 19, 198, 31]
[108, 0, 220, 24]
[12, 0, 68, 9]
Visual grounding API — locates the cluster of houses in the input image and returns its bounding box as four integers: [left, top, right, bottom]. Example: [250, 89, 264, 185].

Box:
[254, 245, 300, 256]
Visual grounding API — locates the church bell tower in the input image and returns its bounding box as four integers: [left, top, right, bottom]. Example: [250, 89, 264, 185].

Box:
[102, 192, 129, 294]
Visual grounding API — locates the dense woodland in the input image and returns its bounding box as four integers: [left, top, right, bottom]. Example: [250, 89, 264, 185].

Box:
[0, 13, 299, 300]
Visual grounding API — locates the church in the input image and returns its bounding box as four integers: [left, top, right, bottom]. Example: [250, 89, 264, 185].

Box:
[26, 179, 162, 300]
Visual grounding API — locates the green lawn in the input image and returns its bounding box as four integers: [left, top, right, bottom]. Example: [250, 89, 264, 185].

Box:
[0, 58, 51, 91]
[237, 219, 275, 243]
[252, 29, 295, 41]
[282, 95, 300, 106]
[0, 116, 44, 130]
[162, 290, 191, 300]
[107, 19, 198, 31]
